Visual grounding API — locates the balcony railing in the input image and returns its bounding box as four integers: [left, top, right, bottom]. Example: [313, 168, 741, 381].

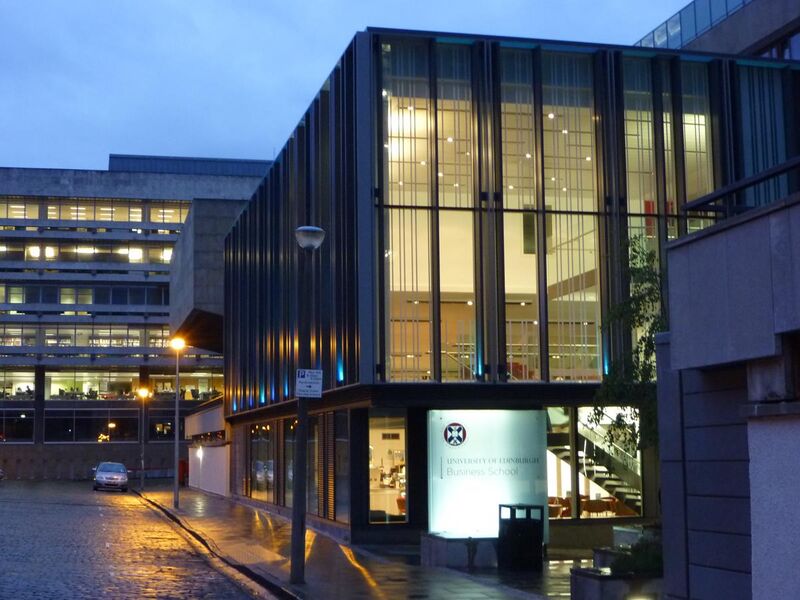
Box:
[682, 155, 800, 224]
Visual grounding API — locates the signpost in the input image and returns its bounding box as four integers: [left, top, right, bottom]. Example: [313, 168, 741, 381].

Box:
[295, 369, 323, 398]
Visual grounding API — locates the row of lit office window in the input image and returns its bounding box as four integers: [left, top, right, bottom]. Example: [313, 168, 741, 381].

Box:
[0, 242, 173, 264]
[0, 324, 170, 348]
[0, 197, 189, 224]
[0, 284, 168, 306]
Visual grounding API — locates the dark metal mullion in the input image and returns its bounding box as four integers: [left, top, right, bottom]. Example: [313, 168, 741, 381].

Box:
[532, 47, 549, 383]
[608, 51, 630, 367]
[473, 40, 491, 381]
[429, 39, 443, 383]
[670, 58, 689, 236]
[490, 42, 507, 382]
[374, 37, 388, 382]
[782, 65, 800, 194]
[592, 50, 613, 378]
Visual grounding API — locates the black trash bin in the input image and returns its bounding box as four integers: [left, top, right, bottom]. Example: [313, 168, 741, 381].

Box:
[496, 503, 544, 571]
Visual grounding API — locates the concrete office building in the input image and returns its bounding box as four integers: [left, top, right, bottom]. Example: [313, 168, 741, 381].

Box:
[637, 0, 800, 58]
[223, 28, 798, 550]
[0, 155, 264, 479]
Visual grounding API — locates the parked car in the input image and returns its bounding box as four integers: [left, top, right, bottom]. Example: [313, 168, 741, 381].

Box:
[0, 467, 5, 480]
[93, 462, 128, 492]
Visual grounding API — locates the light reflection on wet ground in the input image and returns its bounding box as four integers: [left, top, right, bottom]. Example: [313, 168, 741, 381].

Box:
[0, 481, 253, 599]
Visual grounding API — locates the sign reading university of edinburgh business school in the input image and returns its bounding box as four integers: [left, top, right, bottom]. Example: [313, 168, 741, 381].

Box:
[428, 409, 548, 539]
[295, 369, 323, 398]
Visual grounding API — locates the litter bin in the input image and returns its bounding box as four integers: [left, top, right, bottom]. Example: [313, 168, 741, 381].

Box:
[497, 503, 544, 571]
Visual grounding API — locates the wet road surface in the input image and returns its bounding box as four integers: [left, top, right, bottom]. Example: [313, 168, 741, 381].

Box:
[0, 480, 255, 599]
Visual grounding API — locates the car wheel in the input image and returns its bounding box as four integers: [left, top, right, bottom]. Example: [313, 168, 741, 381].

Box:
[121, 487, 128, 492]
[93, 486, 98, 491]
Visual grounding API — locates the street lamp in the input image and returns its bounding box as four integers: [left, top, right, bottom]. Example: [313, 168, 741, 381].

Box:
[137, 387, 149, 490]
[290, 225, 325, 585]
[170, 336, 186, 509]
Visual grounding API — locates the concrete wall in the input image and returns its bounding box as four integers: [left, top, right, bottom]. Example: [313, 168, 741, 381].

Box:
[668, 195, 800, 370]
[0, 442, 186, 480]
[170, 198, 247, 335]
[188, 444, 229, 497]
[0, 167, 261, 201]
[685, 0, 800, 54]
[748, 415, 800, 599]
[185, 402, 225, 438]
[657, 334, 752, 600]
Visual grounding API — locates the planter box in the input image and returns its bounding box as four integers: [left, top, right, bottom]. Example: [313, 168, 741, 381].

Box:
[570, 567, 662, 600]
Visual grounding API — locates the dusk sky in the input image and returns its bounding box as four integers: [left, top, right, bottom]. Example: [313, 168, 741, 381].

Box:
[1, 1, 687, 170]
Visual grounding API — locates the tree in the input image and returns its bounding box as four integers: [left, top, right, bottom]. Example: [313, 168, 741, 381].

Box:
[590, 235, 665, 453]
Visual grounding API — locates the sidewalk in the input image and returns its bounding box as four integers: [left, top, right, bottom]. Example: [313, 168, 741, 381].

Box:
[138, 482, 565, 600]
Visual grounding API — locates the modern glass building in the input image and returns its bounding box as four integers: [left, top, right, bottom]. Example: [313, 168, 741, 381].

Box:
[225, 28, 800, 543]
[0, 156, 264, 478]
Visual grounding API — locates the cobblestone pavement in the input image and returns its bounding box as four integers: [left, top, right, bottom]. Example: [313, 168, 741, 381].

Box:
[0, 481, 257, 600]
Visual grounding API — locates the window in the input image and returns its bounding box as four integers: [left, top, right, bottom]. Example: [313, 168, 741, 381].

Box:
[1, 410, 34, 443]
[250, 422, 275, 503]
[369, 412, 408, 524]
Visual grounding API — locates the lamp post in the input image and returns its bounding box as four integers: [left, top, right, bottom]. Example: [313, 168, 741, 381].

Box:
[137, 387, 149, 490]
[170, 336, 186, 509]
[290, 225, 325, 585]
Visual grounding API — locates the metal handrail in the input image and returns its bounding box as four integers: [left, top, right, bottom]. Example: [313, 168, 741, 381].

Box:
[682, 155, 800, 213]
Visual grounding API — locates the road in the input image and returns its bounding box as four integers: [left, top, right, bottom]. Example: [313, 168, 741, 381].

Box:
[0, 480, 257, 599]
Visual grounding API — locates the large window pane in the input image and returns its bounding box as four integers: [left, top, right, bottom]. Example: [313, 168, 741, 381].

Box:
[2, 410, 34, 443]
[547, 407, 572, 518]
[547, 213, 601, 381]
[439, 210, 475, 381]
[681, 62, 714, 201]
[503, 212, 540, 380]
[577, 406, 642, 518]
[385, 208, 432, 381]
[738, 65, 788, 208]
[382, 40, 431, 208]
[250, 422, 274, 503]
[284, 418, 295, 508]
[500, 48, 536, 211]
[623, 58, 657, 217]
[334, 410, 350, 523]
[542, 53, 597, 212]
[369, 412, 407, 524]
[437, 44, 474, 209]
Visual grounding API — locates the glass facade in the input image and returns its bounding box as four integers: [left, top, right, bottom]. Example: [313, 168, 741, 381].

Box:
[244, 413, 349, 524]
[636, 0, 756, 49]
[225, 30, 800, 529]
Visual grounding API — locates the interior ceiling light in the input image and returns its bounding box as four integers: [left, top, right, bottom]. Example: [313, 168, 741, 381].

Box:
[585, 156, 592, 161]
[446, 137, 453, 143]
[562, 187, 568, 192]
[562, 129, 569, 135]
[525, 152, 531, 159]
[438, 172, 444, 177]
[547, 112, 555, 119]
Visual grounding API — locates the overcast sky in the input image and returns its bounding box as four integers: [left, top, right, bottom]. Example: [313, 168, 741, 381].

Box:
[0, 0, 687, 170]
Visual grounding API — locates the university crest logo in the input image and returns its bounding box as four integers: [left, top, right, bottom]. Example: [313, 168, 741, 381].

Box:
[444, 422, 466, 447]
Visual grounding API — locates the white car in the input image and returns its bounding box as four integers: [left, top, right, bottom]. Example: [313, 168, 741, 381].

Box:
[93, 462, 129, 492]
